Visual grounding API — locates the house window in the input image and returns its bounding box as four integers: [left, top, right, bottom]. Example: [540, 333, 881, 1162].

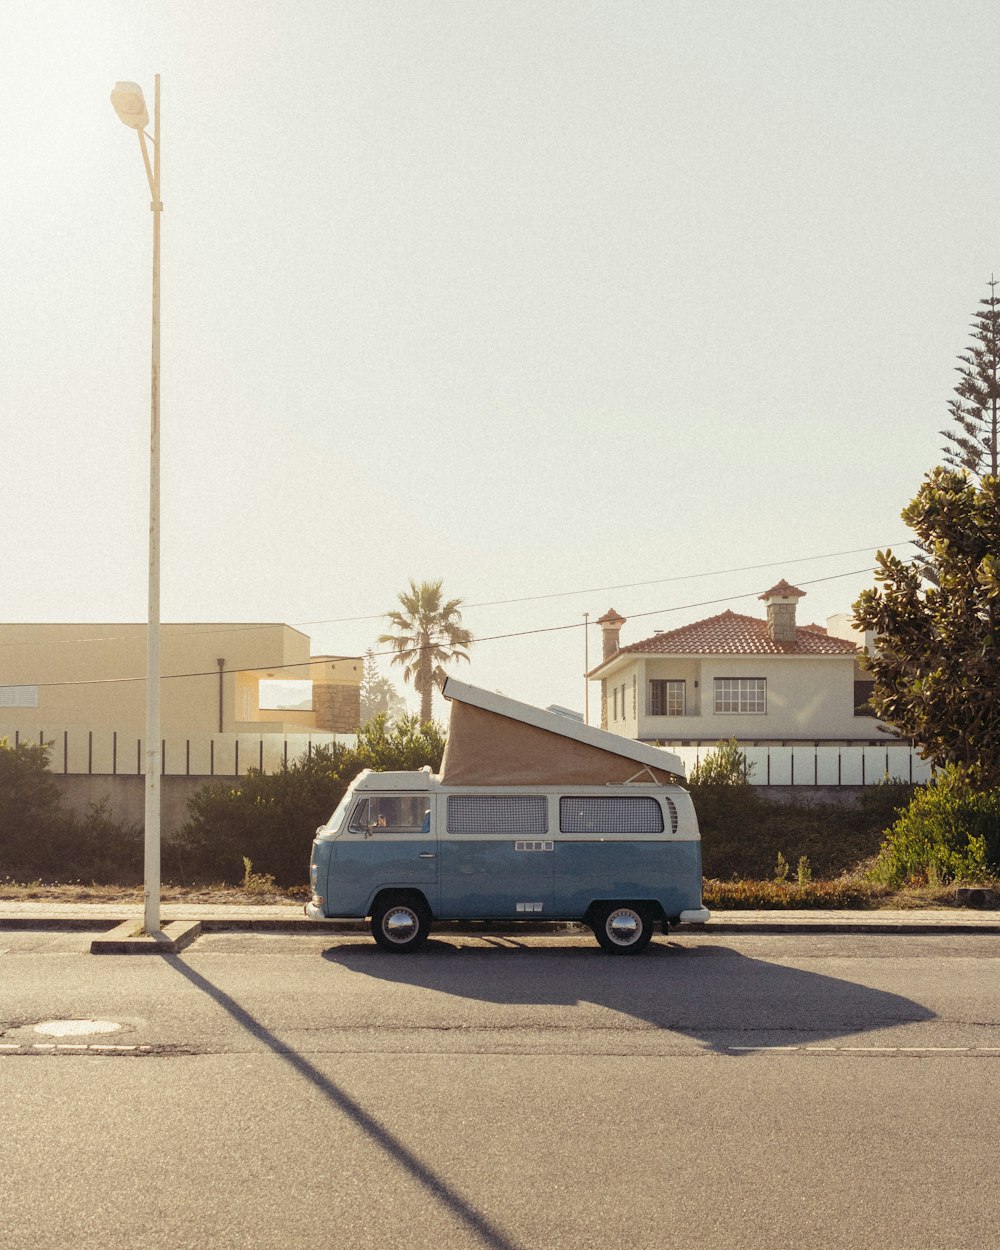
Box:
[854, 680, 876, 716]
[649, 679, 685, 716]
[258, 679, 313, 712]
[714, 677, 766, 714]
[0, 685, 38, 708]
[612, 686, 618, 721]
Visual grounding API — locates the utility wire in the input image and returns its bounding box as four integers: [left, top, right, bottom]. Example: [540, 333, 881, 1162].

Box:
[23, 563, 879, 691]
[0, 540, 911, 653]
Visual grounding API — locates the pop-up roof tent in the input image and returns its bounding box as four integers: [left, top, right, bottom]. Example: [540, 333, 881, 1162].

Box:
[438, 677, 685, 787]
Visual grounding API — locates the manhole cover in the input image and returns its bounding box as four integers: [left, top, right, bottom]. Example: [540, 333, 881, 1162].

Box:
[34, 1020, 123, 1038]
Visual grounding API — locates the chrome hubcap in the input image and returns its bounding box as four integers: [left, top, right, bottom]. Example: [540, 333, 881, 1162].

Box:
[383, 907, 419, 943]
[607, 908, 641, 945]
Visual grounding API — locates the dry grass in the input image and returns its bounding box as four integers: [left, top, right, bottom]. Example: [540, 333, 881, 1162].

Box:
[0, 874, 981, 910]
[701, 876, 974, 910]
[0, 877, 309, 906]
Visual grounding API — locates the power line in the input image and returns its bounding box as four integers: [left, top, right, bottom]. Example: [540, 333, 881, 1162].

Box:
[292, 541, 914, 625]
[21, 563, 879, 691]
[0, 540, 912, 653]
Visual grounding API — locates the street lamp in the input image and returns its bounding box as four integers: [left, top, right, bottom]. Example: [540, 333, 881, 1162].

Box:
[112, 76, 162, 936]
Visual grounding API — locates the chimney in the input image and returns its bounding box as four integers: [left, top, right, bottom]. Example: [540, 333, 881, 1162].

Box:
[597, 608, 626, 661]
[758, 580, 805, 644]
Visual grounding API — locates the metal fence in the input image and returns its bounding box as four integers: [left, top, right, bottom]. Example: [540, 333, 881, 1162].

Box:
[3, 725, 930, 786]
[669, 743, 932, 786]
[1, 726, 357, 777]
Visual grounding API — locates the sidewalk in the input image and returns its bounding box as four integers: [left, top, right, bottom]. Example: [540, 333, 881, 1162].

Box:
[1, 900, 998, 934]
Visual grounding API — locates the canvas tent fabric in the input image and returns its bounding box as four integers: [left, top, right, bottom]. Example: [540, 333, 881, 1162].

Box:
[438, 679, 684, 786]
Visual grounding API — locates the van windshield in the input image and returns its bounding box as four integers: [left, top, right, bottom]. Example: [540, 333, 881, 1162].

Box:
[347, 794, 431, 835]
[323, 790, 355, 833]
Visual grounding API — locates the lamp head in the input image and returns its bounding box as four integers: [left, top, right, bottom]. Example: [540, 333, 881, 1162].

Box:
[111, 82, 149, 130]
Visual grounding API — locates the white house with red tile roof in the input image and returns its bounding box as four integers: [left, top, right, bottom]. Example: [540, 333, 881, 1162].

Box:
[589, 582, 885, 748]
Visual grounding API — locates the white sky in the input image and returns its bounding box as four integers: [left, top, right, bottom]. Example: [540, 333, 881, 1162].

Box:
[2, 1, 997, 719]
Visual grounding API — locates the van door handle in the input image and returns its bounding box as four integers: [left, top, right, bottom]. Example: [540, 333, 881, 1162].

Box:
[418, 852, 436, 859]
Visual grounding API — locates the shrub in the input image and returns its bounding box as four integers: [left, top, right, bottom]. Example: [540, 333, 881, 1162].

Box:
[695, 786, 902, 881]
[688, 738, 755, 787]
[0, 738, 64, 867]
[173, 713, 446, 886]
[867, 767, 1000, 887]
[171, 743, 356, 887]
[0, 739, 143, 882]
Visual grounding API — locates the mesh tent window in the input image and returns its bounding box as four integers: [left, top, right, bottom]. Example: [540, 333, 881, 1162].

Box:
[447, 795, 548, 834]
[560, 796, 664, 834]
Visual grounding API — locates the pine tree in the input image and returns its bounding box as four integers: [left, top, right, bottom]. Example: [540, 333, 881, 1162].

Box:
[941, 278, 1000, 480]
[358, 649, 406, 725]
[853, 468, 1000, 788]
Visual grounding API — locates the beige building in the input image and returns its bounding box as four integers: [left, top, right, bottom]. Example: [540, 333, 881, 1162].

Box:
[0, 623, 361, 737]
[588, 581, 885, 748]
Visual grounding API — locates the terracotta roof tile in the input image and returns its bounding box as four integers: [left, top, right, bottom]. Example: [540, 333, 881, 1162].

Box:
[759, 579, 806, 600]
[618, 609, 859, 658]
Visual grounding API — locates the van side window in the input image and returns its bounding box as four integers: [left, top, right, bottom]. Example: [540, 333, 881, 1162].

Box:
[447, 795, 547, 834]
[559, 797, 664, 834]
[348, 795, 429, 835]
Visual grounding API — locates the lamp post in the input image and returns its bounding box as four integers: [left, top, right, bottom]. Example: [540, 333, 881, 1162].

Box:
[111, 76, 162, 936]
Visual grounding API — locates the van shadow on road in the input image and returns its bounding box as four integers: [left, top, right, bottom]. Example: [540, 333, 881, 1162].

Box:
[322, 938, 935, 1052]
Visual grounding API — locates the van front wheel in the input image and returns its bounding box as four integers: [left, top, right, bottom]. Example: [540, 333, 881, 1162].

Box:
[591, 904, 654, 955]
[371, 897, 431, 953]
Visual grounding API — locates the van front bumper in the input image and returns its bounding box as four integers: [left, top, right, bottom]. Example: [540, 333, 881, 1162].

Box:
[678, 907, 710, 924]
[304, 900, 327, 922]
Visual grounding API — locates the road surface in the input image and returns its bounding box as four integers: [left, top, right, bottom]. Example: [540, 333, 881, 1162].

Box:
[2, 929, 997, 1249]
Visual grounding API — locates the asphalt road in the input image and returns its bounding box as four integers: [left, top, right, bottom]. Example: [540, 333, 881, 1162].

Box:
[2, 930, 998, 1250]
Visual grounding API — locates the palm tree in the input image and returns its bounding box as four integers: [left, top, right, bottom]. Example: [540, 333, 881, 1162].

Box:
[377, 580, 473, 723]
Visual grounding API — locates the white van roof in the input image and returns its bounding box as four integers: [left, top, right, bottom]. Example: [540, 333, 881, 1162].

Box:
[439, 677, 685, 786]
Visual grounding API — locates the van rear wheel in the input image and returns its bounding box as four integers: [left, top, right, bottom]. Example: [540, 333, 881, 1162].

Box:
[592, 904, 654, 955]
[371, 896, 431, 953]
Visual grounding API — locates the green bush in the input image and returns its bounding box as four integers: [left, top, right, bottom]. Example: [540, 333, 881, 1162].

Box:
[173, 714, 446, 886]
[867, 768, 1000, 887]
[170, 743, 355, 887]
[688, 738, 754, 786]
[695, 784, 908, 881]
[0, 739, 143, 882]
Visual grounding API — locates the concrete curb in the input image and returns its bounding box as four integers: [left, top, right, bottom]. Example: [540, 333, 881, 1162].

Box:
[0, 903, 998, 937]
[90, 919, 203, 954]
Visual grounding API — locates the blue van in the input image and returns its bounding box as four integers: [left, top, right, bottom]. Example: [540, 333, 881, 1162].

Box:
[306, 766, 709, 954]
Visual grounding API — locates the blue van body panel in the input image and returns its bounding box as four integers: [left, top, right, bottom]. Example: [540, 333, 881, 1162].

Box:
[325, 837, 435, 916]
[313, 835, 704, 922]
[307, 773, 707, 928]
[552, 839, 703, 919]
[437, 839, 554, 918]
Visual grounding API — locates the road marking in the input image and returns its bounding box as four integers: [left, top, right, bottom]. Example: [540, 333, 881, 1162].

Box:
[897, 1046, 969, 1053]
[727, 1045, 989, 1055]
[728, 1045, 800, 1051]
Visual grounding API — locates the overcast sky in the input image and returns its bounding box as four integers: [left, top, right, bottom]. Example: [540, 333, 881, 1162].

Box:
[2, 1, 997, 720]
